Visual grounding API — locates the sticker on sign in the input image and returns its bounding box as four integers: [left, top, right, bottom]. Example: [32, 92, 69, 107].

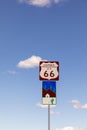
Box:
[39, 61, 59, 80]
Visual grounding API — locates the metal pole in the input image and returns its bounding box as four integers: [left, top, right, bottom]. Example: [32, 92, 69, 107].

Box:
[48, 105, 50, 130]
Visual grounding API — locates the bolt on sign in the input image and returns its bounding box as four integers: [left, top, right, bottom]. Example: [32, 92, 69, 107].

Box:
[42, 81, 56, 105]
[39, 61, 59, 81]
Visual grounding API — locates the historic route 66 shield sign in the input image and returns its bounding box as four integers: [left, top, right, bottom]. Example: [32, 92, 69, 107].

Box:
[39, 61, 59, 81]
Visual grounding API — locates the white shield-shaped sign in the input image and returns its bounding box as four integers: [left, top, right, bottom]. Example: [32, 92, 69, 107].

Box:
[39, 61, 59, 81]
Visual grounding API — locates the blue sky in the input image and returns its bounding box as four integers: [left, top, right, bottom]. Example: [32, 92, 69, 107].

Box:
[0, 0, 87, 130]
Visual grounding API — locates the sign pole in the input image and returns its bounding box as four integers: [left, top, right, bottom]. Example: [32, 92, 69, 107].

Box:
[48, 105, 50, 130]
[39, 61, 59, 130]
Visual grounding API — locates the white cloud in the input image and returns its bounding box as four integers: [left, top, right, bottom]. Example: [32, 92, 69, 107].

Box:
[17, 55, 46, 69]
[56, 127, 87, 130]
[68, 99, 87, 109]
[19, 0, 62, 7]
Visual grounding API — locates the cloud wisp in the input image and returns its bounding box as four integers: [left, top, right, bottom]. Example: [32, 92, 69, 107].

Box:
[36, 102, 56, 108]
[56, 127, 87, 130]
[7, 70, 18, 75]
[36, 102, 61, 115]
[19, 0, 62, 7]
[68, 99, 87, 109]
[17, 55, 46, 69]
[50, 110, 62, 115]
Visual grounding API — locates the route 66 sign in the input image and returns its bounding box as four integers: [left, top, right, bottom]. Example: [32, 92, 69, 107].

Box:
[39, 61, 59, 80]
